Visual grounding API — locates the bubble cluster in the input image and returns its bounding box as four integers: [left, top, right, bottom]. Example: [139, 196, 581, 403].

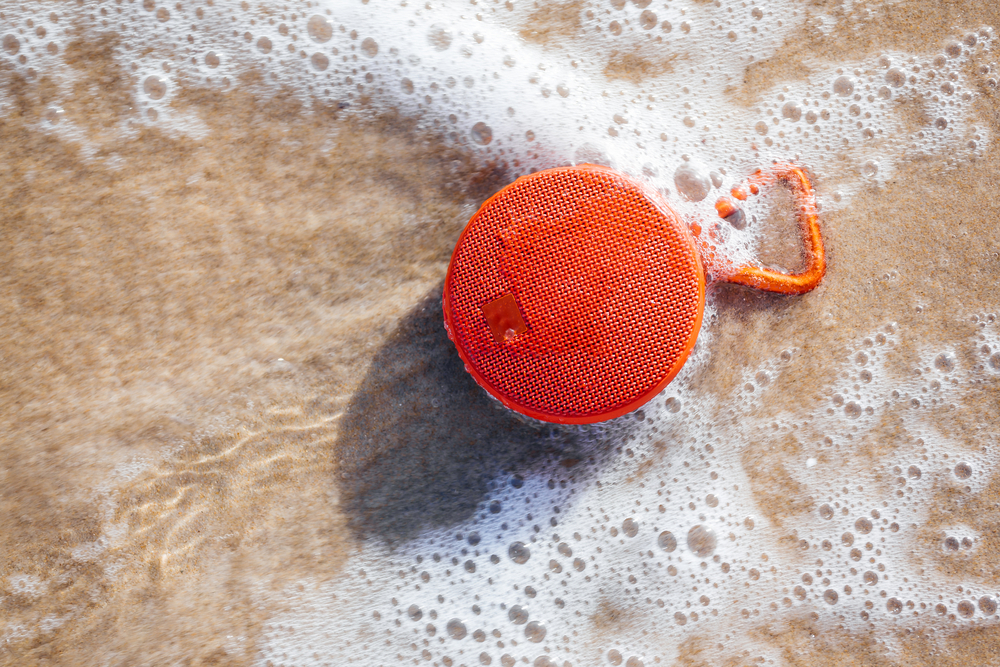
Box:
[252, 310, 1000, 665]
[0, 0, 991, 224]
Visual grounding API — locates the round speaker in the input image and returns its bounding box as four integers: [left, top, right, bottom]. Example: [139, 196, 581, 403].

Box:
[443, 165, 704, 424]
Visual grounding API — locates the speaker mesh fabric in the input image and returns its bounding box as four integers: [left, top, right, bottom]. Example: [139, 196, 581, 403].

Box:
[444, 165, 705, 424]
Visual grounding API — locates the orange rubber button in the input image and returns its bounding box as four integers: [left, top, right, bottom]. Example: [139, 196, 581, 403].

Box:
[482, 293, 527, 343]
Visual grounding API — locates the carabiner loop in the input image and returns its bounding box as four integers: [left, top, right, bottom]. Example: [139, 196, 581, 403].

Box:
[703, 163, 827, 295]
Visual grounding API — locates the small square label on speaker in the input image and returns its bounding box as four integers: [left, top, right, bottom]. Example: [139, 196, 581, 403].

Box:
[482, 292, 527, 344]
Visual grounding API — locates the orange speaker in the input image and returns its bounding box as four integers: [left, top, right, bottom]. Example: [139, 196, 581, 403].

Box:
[443, 163, 825, 424]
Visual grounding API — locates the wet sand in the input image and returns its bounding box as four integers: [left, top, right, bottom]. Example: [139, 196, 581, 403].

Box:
[3, 0, 1000, 665]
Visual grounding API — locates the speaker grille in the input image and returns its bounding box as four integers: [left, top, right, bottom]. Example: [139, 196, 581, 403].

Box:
[444, 165, 704, 424]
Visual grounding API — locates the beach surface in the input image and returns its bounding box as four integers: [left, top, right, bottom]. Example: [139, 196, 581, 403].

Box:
[3, 0, 1000, 665]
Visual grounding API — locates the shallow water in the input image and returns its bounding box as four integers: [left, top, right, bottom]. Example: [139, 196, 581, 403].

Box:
[3, 0, 1000, 665]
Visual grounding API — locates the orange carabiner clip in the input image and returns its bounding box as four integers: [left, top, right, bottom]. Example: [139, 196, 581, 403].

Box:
[710, 162, 826, 295]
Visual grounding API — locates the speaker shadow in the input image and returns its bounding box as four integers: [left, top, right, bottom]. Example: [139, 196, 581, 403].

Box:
[335, 287, 582, 544]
